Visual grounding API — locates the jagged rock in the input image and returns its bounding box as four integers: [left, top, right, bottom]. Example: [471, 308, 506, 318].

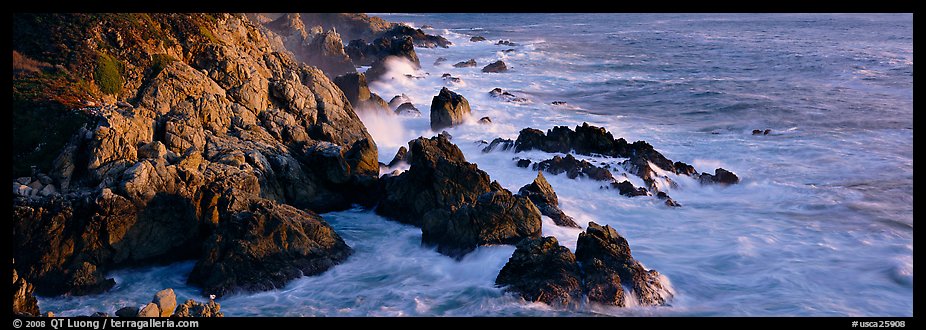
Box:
[482, 138, 514, 153]
[518, 172, 580, 228]
[575, 222, 672, 306]
[516, 159, 532, 168]
[395, 102, 421, 117]
[188, 199, 352, 298]
[453, 59, 477, 68]
[489, 88, 529, 103]
[421, 189, 542, 258]
[699, 168, 740, 185]
[551, 101, 567, 106]
[138, 303, 160, 317]
[115, 306, 139, 317]
[673, 161, 696, 176]
[376, 135, 497, 225]
[344, 36, 419, 68]
[496, 40, 517, 46]
[12, 261, 40, 317]
[482, 60, 508, 73]
[496, 236, 583, 308]
[387, 146, 408, 167]
[479, 117, 492, 124]
[378, 24, 451, 48]
[470, 36, 486, 42]
[434, 57, 448, 65]
[305, 30, 356, 79]
[296, 13, 394, 42]
[137, 141, 168, 160]
[333, 72, 391, 115]
[173, 299, 223, 317]
[438, 131, 453, 141]
[388, 94, 412, 110]
[608, 180, 648, 197]
[656, 191, 681, 207]
[153, 288, 177, 317]
[429, 87, 471, 131]
[533, 154, 614, 181]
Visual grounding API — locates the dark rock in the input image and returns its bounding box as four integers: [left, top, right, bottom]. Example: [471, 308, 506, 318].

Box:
[516, 159, 532, 168]
[377, 136, 543, 258]
[386, 146, 408, 167]
[479, 117, 492, 124]
[429, 87, 471, 131]
[12, 261, 40, 317]
[395, 102, 422, 117]
[609, 180, 649, 197]
[496, 40, 517, 46]
[752, 129, 763, 135]
[188, 199, 352, 298]
[421, 189, 542, 258]
[502, 48, 516, 53]
[575, 222, 672, 306]
[115, 306, 139, 318]
[434, 57, 448, 65]
[482, 60, 508, 73]
[481, 138, 514, 153]
[305, 30, 357, 79]
[488, 88, 528, 102]
[91, 311, 110, 317]
[673, 161, 697, 176]
[345, 36, 420, 68]
[518, 172, 580, 228]
[551, 101, 567, 106]
[377, 135, 494, 226]
[421, 25, 434, 29]
[764, 129, 771, 135]
[453, 59, 477, 68]
[438, 130, 453, 141]
[699, 168, 740, 185]
[470, 36, 487, 42]
[172, 299, 223, 317]
[533, 154, 614, 181]
[153, 288, 177, 317]
[379, 24, 452, 48]
[655, 191, 681, 207]
[388, 94, 412, 110]
[441, 73, 452, 78]
[495, 236, 583, 308]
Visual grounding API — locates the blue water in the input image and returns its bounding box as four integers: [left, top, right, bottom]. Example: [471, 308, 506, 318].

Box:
[40, 13, 912, 317]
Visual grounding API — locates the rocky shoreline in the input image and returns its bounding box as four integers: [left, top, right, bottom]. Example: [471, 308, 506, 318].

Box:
[12, 13, 740, 316]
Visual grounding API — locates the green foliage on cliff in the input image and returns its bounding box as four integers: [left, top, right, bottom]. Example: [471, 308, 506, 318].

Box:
[150, 53, 177, 77]
[94, 53, 123, 95]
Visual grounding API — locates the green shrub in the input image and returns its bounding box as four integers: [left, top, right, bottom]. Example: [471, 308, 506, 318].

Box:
[150, 53, 176, 76]
[94, 53, 123, 95]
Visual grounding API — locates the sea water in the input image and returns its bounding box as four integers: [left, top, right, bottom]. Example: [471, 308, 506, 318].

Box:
[39, 13, 912, 317]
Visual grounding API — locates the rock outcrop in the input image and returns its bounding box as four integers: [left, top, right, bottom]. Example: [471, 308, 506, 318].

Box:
[378, 24, 451, 48]
[377, 136, 542, 258]
[698, 168, 741, 185]
[453, 59, 477, 68]
[333, 72, 391, 115]
[495, 237, 583, 308]
[497, 223, 672, 308]
[173, 299, 223, 317]
[344, 36, 419, 68]
[395, 102, 421, 117]
[429, 87, 471, 131]
[518, 172, 580, 228]
[575, 222, 672, 306]
[12, 260, 41, 317]
[13, 13, 369, 298]
[482, 60, 508, 73]
[533, 154, 615, 181]
[489, 88, 528, 103]
[304, 30, 357, 79]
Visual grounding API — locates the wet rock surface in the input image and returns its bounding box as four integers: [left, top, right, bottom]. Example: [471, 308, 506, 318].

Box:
[517, 172, 580, 228]
[429, 87, 471, 131]
[496, 237, 583, 308]
[482, 60, 508, 73]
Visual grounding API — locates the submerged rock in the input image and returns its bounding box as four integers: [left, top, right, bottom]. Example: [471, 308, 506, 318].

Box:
[496, 236, 583, 308]
[518, 171, 580, 228]
[470, 36, 487, 42]
[482, 138, 514, 153]
[388, 94, 412, 110]
[429, 87, 471, 131]
[453, 59, 477, 68]
[698, 168, 740, 185]
[478, 117, 492, 124]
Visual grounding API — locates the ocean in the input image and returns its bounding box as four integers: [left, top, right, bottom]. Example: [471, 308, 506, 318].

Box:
[39, 13, 913, 316]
